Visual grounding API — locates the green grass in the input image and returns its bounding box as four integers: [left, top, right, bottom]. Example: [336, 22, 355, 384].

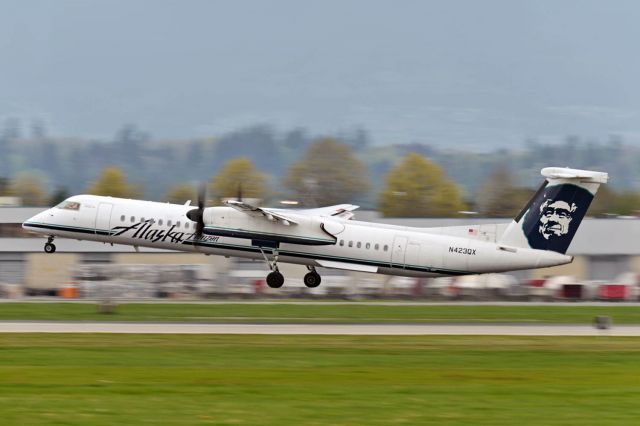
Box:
[1, 302, 640, 324]
[0, 334, 639, 425]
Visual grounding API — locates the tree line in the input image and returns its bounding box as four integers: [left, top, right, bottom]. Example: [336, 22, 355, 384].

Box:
[2, 136, 638, 217]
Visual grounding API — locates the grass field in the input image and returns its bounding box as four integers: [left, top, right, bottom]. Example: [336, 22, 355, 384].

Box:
[0, 334, 639, 425]
[0, 302, 640, 324]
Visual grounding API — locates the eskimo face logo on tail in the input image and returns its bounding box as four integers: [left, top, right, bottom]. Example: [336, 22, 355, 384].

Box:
[521, 184, 593, 253]
[538, 199, 577, 239]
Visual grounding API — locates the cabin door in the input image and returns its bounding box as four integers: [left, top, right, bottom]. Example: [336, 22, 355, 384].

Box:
[95, 203, 113, 235]
[405, 242, 421, 269]
[391, 236, 408, 267]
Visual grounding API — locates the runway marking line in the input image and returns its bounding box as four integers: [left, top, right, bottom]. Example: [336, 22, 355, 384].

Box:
[0, 322, 639, 336]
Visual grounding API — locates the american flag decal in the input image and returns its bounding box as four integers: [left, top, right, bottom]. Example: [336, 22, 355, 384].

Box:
[468, 228, 478, 236]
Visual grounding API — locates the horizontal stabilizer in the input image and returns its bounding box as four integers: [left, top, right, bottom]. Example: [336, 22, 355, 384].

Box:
[541, 167, 609, 183]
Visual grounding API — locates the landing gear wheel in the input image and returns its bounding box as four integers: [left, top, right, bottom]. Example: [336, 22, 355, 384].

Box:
[259, 247, 284, 289]
[303, 272, 321, 288]
[44, 242, 56, 254]
[266, 271, 285, 288]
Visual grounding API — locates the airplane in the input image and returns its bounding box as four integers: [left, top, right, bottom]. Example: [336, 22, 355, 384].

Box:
[22, 167, 607, 289]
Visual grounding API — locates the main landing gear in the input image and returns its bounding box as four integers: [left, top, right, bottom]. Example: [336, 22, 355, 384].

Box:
[303, 266, 321, 288]
[260, 247, 284, 289]
[266, 270, 285, 289]
[259, 247, 321, 289]
[44, 237, 56, 254]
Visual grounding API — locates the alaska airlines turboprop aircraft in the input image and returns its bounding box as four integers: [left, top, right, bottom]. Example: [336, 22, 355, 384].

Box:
[23, 167, 607, 289]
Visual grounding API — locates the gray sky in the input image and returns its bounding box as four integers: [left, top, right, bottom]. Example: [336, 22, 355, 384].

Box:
[2, 0, 640, 148]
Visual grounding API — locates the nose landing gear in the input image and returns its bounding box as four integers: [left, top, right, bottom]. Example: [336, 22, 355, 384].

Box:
[44, 237, 56, 254]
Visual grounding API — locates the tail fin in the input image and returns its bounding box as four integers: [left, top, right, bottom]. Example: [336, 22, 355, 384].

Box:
[499, 167, 608, 254]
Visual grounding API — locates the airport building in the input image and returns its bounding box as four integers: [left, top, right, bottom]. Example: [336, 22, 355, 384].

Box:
[1, 207, 638, 296]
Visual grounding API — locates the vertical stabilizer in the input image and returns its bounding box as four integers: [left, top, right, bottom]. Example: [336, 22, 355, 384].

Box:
[499, 167, 608, 254]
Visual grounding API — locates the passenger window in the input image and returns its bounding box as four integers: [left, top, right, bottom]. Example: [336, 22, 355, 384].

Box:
[168, 220, 172, 227]
[375, 244, 379, 250]
[357, 242, 361, 248]
[366, 243, 370, 249]
[383, 245, 389, 252]
[141, 217, 145, 222]
[158, 219, 163, 226]
[120, 215, 125, 222]
[339, 240, 344, 246]
[348, 241, 353, 247]
[176, 221, 181, 227]
[185, 222, 190, 229]
[130, 216, 135, 223]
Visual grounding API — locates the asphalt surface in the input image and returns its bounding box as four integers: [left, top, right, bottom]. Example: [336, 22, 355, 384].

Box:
[0, 321, 638, 336]
[3, 298, 640, 307]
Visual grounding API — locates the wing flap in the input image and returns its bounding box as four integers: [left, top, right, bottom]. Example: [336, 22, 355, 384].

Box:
[285, 204, 359, 219]
[224, 200, 298, 225]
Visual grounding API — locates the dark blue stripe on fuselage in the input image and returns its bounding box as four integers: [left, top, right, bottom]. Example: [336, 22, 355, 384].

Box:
[24, 222, 111, 236]
[25, 222, 470, 276]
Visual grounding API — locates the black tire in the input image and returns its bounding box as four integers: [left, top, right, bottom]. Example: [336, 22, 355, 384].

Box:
[44, 243, 56, 254]
[303, 272, 321, 288]
[266, 271, 284, 288]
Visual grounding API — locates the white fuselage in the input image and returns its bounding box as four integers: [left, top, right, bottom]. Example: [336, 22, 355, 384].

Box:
[23, 195, 573, 278]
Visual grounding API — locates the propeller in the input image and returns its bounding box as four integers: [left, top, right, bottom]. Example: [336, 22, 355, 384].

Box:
[186, 183, 206, 240]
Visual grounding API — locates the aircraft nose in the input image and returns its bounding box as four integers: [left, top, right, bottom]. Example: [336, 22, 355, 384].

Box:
[22, 209, 51, 230]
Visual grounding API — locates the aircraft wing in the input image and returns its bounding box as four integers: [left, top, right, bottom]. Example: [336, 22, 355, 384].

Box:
[292, 204, 359, 219]
[224, 200, 298, 225]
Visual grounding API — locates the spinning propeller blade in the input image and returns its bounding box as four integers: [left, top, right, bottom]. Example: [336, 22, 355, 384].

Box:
[186, 183, 206, 240]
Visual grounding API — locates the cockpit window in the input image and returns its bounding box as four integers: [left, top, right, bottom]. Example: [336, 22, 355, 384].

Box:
[56, 201, 81, 211]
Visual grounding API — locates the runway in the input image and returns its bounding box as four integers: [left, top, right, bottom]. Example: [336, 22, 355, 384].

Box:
[1, 321, 639, 336]
[4, 298, 640, 307]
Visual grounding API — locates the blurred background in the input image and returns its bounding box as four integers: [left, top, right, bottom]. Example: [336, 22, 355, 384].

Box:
[1, 1, 639, 300]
